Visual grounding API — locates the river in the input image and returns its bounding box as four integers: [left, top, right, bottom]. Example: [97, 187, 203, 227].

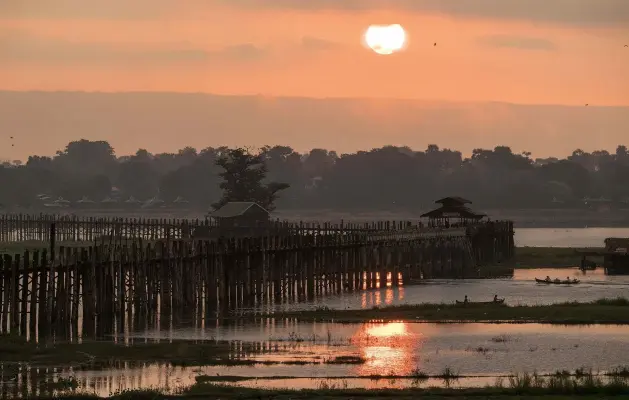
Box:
[44, 322, 629, 395]
[516, 227, 629, 247]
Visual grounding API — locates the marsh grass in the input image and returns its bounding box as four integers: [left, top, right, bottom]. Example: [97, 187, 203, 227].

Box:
[410, 368, 429, 380]
[509, 246, 604, 268]
[268, 329, 338, 345]
[323, 355, 366, 365]
[0, 336, 259, 367]
[270, 298, 629, 324]
[491, 334, 511, 343]
[607, 366, 629, 377]
[45, 373, 629, 399]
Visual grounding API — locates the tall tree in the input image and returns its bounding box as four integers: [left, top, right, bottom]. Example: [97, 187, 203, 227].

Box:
[212, 148, 289, 211]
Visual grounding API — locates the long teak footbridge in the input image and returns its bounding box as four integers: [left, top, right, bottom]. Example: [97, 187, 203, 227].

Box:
[0, 213, 514, 340]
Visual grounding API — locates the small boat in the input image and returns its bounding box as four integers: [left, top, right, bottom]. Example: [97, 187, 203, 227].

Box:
[535, 278, 580, 285]
[455, 299, 505, 305]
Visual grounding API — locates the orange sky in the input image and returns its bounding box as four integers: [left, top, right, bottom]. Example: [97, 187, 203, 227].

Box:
[1, 0, 628, 105]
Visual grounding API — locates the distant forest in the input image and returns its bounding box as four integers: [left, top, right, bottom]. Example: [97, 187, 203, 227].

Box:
[1, 140, 629, 211]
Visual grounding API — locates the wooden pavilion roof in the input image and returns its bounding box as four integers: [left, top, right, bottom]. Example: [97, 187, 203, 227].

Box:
[421, 205, 485, 219]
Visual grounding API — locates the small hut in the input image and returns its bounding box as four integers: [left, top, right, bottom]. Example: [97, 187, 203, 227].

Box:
[577, 237, 629, 275]
[421, 196, 485, 228]
[210, 202, 270, 228]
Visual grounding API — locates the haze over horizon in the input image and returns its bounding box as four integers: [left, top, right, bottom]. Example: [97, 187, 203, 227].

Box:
[1, 0, 628, 160]
[2, 91, 629, 162]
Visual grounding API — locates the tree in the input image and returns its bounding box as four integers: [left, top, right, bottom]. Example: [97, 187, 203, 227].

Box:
[53, 139, 117, 178]
[212, 148, 289, 211]
[117, 160, 159, 200]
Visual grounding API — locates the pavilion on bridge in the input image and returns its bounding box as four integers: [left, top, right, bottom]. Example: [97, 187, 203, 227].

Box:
[421, 197, 486, 228]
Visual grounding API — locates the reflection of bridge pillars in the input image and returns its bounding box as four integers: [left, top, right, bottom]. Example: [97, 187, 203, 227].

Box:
[364, 248, 371, 289]
[353, 247, 361, 290]
[379, 246, 387, 288]
[392, 250, 400, 286]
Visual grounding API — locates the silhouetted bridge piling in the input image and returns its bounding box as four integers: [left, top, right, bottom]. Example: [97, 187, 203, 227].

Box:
[0, 216, 514, 340]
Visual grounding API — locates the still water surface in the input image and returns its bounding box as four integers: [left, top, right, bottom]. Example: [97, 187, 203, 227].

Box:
[50, 322, 629, 396]
[516, 227, 629, 247]
[242, 268, 629, 313]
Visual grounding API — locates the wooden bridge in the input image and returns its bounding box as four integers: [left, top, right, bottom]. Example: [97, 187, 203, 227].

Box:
[0, 214, 514, 340]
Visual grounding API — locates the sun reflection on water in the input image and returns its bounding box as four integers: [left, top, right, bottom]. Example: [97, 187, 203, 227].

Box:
[352, 321, 422, 376]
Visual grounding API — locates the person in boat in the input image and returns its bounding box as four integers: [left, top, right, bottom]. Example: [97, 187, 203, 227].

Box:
[493, 294, 499, 302]
[464, 295, 469, 303]
[545, 276, 551, 282]
[567, 276, 571, 282]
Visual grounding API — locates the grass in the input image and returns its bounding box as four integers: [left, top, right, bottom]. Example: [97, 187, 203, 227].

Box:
[265, 297, 629, 324]
[0, 333, 372, 372]
[323, 355, 366, 364]
[506, 247, 604, 269]
[0, 334, 244, 366]
[33, 372, 629, 399]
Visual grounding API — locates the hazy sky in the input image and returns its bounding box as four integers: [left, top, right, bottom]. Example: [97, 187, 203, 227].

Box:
[1, 0, 628, 105]
[1, 1, 629, 161]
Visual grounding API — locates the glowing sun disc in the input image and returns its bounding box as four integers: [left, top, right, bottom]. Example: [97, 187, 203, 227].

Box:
[363, 24, 407, 55]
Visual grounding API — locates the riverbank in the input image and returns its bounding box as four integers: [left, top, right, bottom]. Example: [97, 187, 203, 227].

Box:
[263, 298, 629, 324]
[30, 374, 629, 399]
[504, 246, 601, 268]
[0, 334, 372, 375]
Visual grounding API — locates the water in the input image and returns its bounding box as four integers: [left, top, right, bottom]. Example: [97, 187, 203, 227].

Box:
[34, 321, 629, 396]
[516, 227, 629, 247]
[235, 268, 629, 313]
[3, 227, 629, 396]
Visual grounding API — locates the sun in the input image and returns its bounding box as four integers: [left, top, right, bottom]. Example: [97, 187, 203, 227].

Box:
[363, 24, 407, 55]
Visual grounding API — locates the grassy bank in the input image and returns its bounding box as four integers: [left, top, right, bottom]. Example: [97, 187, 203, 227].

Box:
[0, 334, 368, 371]
[508, 247, 602, 268]
[0, 335, 240, 366]
[29, 372, 629, 399]
[266, 298, 629, 324]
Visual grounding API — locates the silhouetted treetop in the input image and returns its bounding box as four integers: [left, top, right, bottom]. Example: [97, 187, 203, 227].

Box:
[2, 140, 629, 210]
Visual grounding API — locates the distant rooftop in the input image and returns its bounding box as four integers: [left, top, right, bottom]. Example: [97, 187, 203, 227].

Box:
[421, 205, 485, 219]
[211, 202, 269, 218]
[435, 196, 472, 205]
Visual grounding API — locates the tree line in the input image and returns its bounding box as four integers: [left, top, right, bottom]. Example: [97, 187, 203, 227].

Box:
[1, 139, 629, 210]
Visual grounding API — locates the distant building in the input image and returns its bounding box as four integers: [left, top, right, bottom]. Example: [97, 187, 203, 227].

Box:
[421, 196, 485, 227]
[210, 202, 270, 228]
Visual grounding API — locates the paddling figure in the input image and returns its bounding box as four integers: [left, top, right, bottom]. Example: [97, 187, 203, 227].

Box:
[493, 294, 499, 302]
[545, 276, 551, 282]
[464, 295, 469, 304]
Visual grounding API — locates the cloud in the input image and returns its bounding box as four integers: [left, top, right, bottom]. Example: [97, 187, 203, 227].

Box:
[0, 0, 177, 20]
[0, 31, 266, 65]
[2, 0, 628, 26]
[217, 0, 629, 26]
[477, 35, 557, 51]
